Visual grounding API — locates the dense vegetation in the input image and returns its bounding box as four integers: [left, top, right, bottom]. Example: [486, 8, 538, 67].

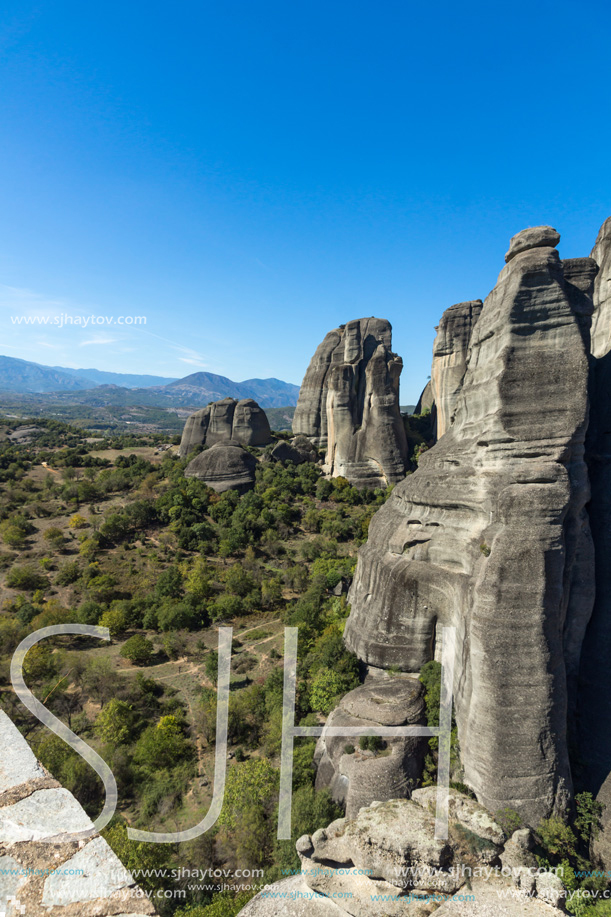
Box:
[0, 417, 389, 915]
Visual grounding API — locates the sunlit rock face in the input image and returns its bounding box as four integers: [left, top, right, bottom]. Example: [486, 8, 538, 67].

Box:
[344, 227, 597, 824]
[292, 317, 408, 488]
[430, 300, 483, 438]
[179, 397, 271, 456]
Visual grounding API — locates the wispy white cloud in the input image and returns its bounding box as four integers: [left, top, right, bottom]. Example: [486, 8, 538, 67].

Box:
[79, 336, 117, 347]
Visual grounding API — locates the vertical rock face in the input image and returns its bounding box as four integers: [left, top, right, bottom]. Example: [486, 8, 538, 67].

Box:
[179, 397, 272, 456]
[344, 228, 597, 823]
[578, 218, 611, 831]
[293, 318, 408, 488]
[430, 300, 482, 438]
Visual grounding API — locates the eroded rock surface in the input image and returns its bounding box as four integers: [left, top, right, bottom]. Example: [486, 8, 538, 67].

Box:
[344, 227, 597, 823]
[430, 300, 482, 438]
[184, 443, 257, 492]
[179, 397, 272, 456]
[314, 679, 427, 818]
[293, 318, 408, 487]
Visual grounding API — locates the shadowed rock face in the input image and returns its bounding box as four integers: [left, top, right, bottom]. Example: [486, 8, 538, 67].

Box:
[184, 443, 257, 492]
[344, 228, 597, 823]
[179, 397, 272, 456]
[578, 218, 611, 859]
[431, 300, 483, 438]
[293, 318, 408, 487]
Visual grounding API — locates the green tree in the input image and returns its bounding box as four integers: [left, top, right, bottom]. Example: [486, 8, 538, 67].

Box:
[121, 634, 154, 666]
[133, 715, 192, 770]
[95, 699, 135, 746]
[219, 758, 279, 830]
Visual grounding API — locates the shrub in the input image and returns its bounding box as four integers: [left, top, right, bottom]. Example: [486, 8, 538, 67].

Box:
[121, 634, 154, 666]
[56, 561, 81, 586]
[6, 565, 48, 591]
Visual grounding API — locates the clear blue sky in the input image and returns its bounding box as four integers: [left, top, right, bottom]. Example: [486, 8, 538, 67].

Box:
[1, 0, 610, 402]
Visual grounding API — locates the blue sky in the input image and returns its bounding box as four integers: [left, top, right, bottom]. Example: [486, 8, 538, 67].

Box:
[0, 0, 610, 402]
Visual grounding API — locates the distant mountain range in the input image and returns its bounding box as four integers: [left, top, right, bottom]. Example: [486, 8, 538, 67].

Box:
[0, 356, 301, 408]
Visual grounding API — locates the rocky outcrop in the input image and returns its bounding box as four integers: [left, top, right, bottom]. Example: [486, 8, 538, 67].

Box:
[430, 301, 482, 438]
[238, 792, 562, 917]
[179, 397, 272, 456]
[344, 227, 598, 824]
[184, 443, 257, 492]
[270, 436, 319, 465]
[0, 710, 156, 916]
[293, 318, 408, 487]
[313, 679, 427, 818]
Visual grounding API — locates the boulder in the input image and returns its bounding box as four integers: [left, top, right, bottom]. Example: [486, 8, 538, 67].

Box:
[293, 317, 408, 487]
[504, 225, 561, 263]
[270, 436, 319, 465]
[179, 397, 271, 456]
[184, 443, 257, 492]
[430, 300, 482, 438]
[344, 227, 597, 823]
[314, 679, 427, 818]
[304, 800, 459, 894]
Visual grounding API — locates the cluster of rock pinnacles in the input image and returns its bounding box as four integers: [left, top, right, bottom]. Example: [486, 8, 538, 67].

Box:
[181, 221, 611, 859]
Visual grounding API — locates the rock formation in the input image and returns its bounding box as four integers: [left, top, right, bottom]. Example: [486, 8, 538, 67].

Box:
[238, 793, 564, 916]
[414, 381, 434, 415]
[293, 318, 408, 488]
[344, 227, 598, 824]
[0, 710, 156, 916]
[270, 435, 319, 465]
[184, 443, 257, 492]
[313, 678, 427, 818]
[179, 397, 272, 457]
[430, 300, 482, 438]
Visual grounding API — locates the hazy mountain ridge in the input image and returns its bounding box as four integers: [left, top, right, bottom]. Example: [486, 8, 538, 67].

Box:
[0, 355, 300, 407]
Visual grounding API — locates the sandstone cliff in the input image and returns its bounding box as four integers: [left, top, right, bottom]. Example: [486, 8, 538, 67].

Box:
[344, 226, 597, 823]
[293, 318, 408, 487]
[179, 397, 272, 457]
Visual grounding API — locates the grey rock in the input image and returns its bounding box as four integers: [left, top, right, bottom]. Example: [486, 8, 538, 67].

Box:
[179, 397, 272, 456]
[184, 443, 257, 492]
[414, 381, 434, 416]
[535, 870, 565, 907]
[0, 788, 93, 843]
[293, 318, 408, 487]
[412, 787, 505, 848]
[0, 711, 46, 793]
[0, 855, 26, 911]
[344, 229, 597, 823]
[500, 829, 537, 870]
[270, 437, 318, 465]
[314, 679, 427, 818]
[504, 225, 560, 263]
[307, 800, 458, 894]
[42, 836, 134, 905]
[434, 877, 564, 915]
[300, 854, 433, 916]
[430, 300, 482, 438]
[237, 874, 346, 916]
